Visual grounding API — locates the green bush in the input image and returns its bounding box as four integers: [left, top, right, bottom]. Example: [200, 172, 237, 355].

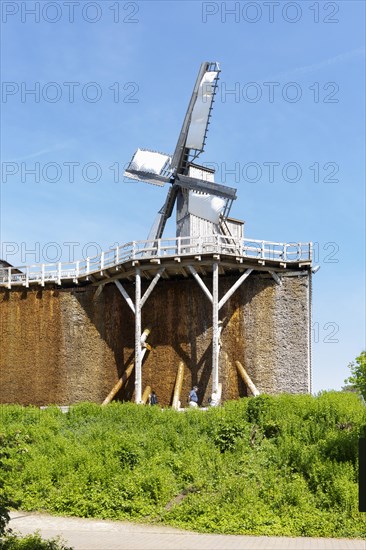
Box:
[0, 393, 365, 538]
[0, 532, 72, 550]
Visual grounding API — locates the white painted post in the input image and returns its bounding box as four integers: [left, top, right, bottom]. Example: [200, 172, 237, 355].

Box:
[41, 264, 45, 287]
[261, 241, 265, 259]
[86, 257, 90, 275]
[140, 268, 165, 308]
[135, 267, 142, 404]
[57, 263, 61, 285]
[114, 280, 135, 314]
[132, 241, 136, 260]
[100, 251, 105, 271]
[157, 239, 161, 256]
[218, 269, 253, 310]
[177, 237, 181, 256]
[187, 265, 213, 303]
[7, 267, 11, 290]
[212, 261, 219, 394]
[25, 266, 29, 288]
[198, 235, 202, 254]
[115, 246, 119, 265]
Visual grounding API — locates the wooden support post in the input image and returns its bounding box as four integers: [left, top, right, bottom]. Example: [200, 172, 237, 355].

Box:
[187, 265, 213, 303]
[235, 361, 260, 396]
[140, 268, 165, 308]
[268, 270, 282, 286]
[172, 361, 184, 410]
[102, 362, 134, 405]
[135, 267, 142, 404]
[94, 283, 105, 300]
[141, 328, 150, 345]
[102, 345, 149, 406]
[218, 269, 253, 310]
[115, 280, 135, 314]
[212, 261, 219, 394]
[141, 386, 151, 404]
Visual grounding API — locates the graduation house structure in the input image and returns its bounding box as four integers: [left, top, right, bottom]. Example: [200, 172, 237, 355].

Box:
[0, 62, 314, 408]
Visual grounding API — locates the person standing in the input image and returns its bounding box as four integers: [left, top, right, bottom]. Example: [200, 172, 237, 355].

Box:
[189, 386, 199, 408]
[149, 390, 158, 405]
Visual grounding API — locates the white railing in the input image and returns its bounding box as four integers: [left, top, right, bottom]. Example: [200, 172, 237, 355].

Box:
[0, 236, 312, 289]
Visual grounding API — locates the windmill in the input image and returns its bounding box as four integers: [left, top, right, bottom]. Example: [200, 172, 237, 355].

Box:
[124, 62, 242, 242]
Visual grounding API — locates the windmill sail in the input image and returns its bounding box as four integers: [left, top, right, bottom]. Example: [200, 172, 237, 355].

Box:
[188, 192, 226, 224]
[170, 62, 220, 174]
[124, 148, 171, 187]
[185, 71, 219, 151]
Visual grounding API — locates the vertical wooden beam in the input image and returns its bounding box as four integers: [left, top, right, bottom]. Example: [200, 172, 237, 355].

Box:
[212, 261, 219, 393]
[135, 267, 142, 403]
[141, 385, 151, 405]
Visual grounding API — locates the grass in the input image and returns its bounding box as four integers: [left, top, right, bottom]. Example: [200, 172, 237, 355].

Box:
[0, 392, 365, 538]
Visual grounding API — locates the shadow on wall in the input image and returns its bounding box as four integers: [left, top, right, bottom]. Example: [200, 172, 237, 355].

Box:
[72, 275, 257, 406]
[0, 273, 282, 407]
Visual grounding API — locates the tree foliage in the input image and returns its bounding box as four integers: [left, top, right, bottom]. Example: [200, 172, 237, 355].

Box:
[345, 351, 366, 400]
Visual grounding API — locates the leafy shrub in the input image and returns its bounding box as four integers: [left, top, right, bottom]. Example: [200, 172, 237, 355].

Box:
[0, 532, 72, 549]
[213, 422, 246, 452]
[0, 393, 365, 538]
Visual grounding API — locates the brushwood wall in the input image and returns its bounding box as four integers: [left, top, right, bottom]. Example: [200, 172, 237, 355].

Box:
[0, 272, 311, 406]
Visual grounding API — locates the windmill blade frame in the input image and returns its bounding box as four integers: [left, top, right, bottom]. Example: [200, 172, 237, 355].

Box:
[170, 61, 220, 176]
[123, 62, 238, 241]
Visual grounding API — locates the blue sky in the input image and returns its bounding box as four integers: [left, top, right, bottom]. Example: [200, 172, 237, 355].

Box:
[1, 0, 365, 392]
